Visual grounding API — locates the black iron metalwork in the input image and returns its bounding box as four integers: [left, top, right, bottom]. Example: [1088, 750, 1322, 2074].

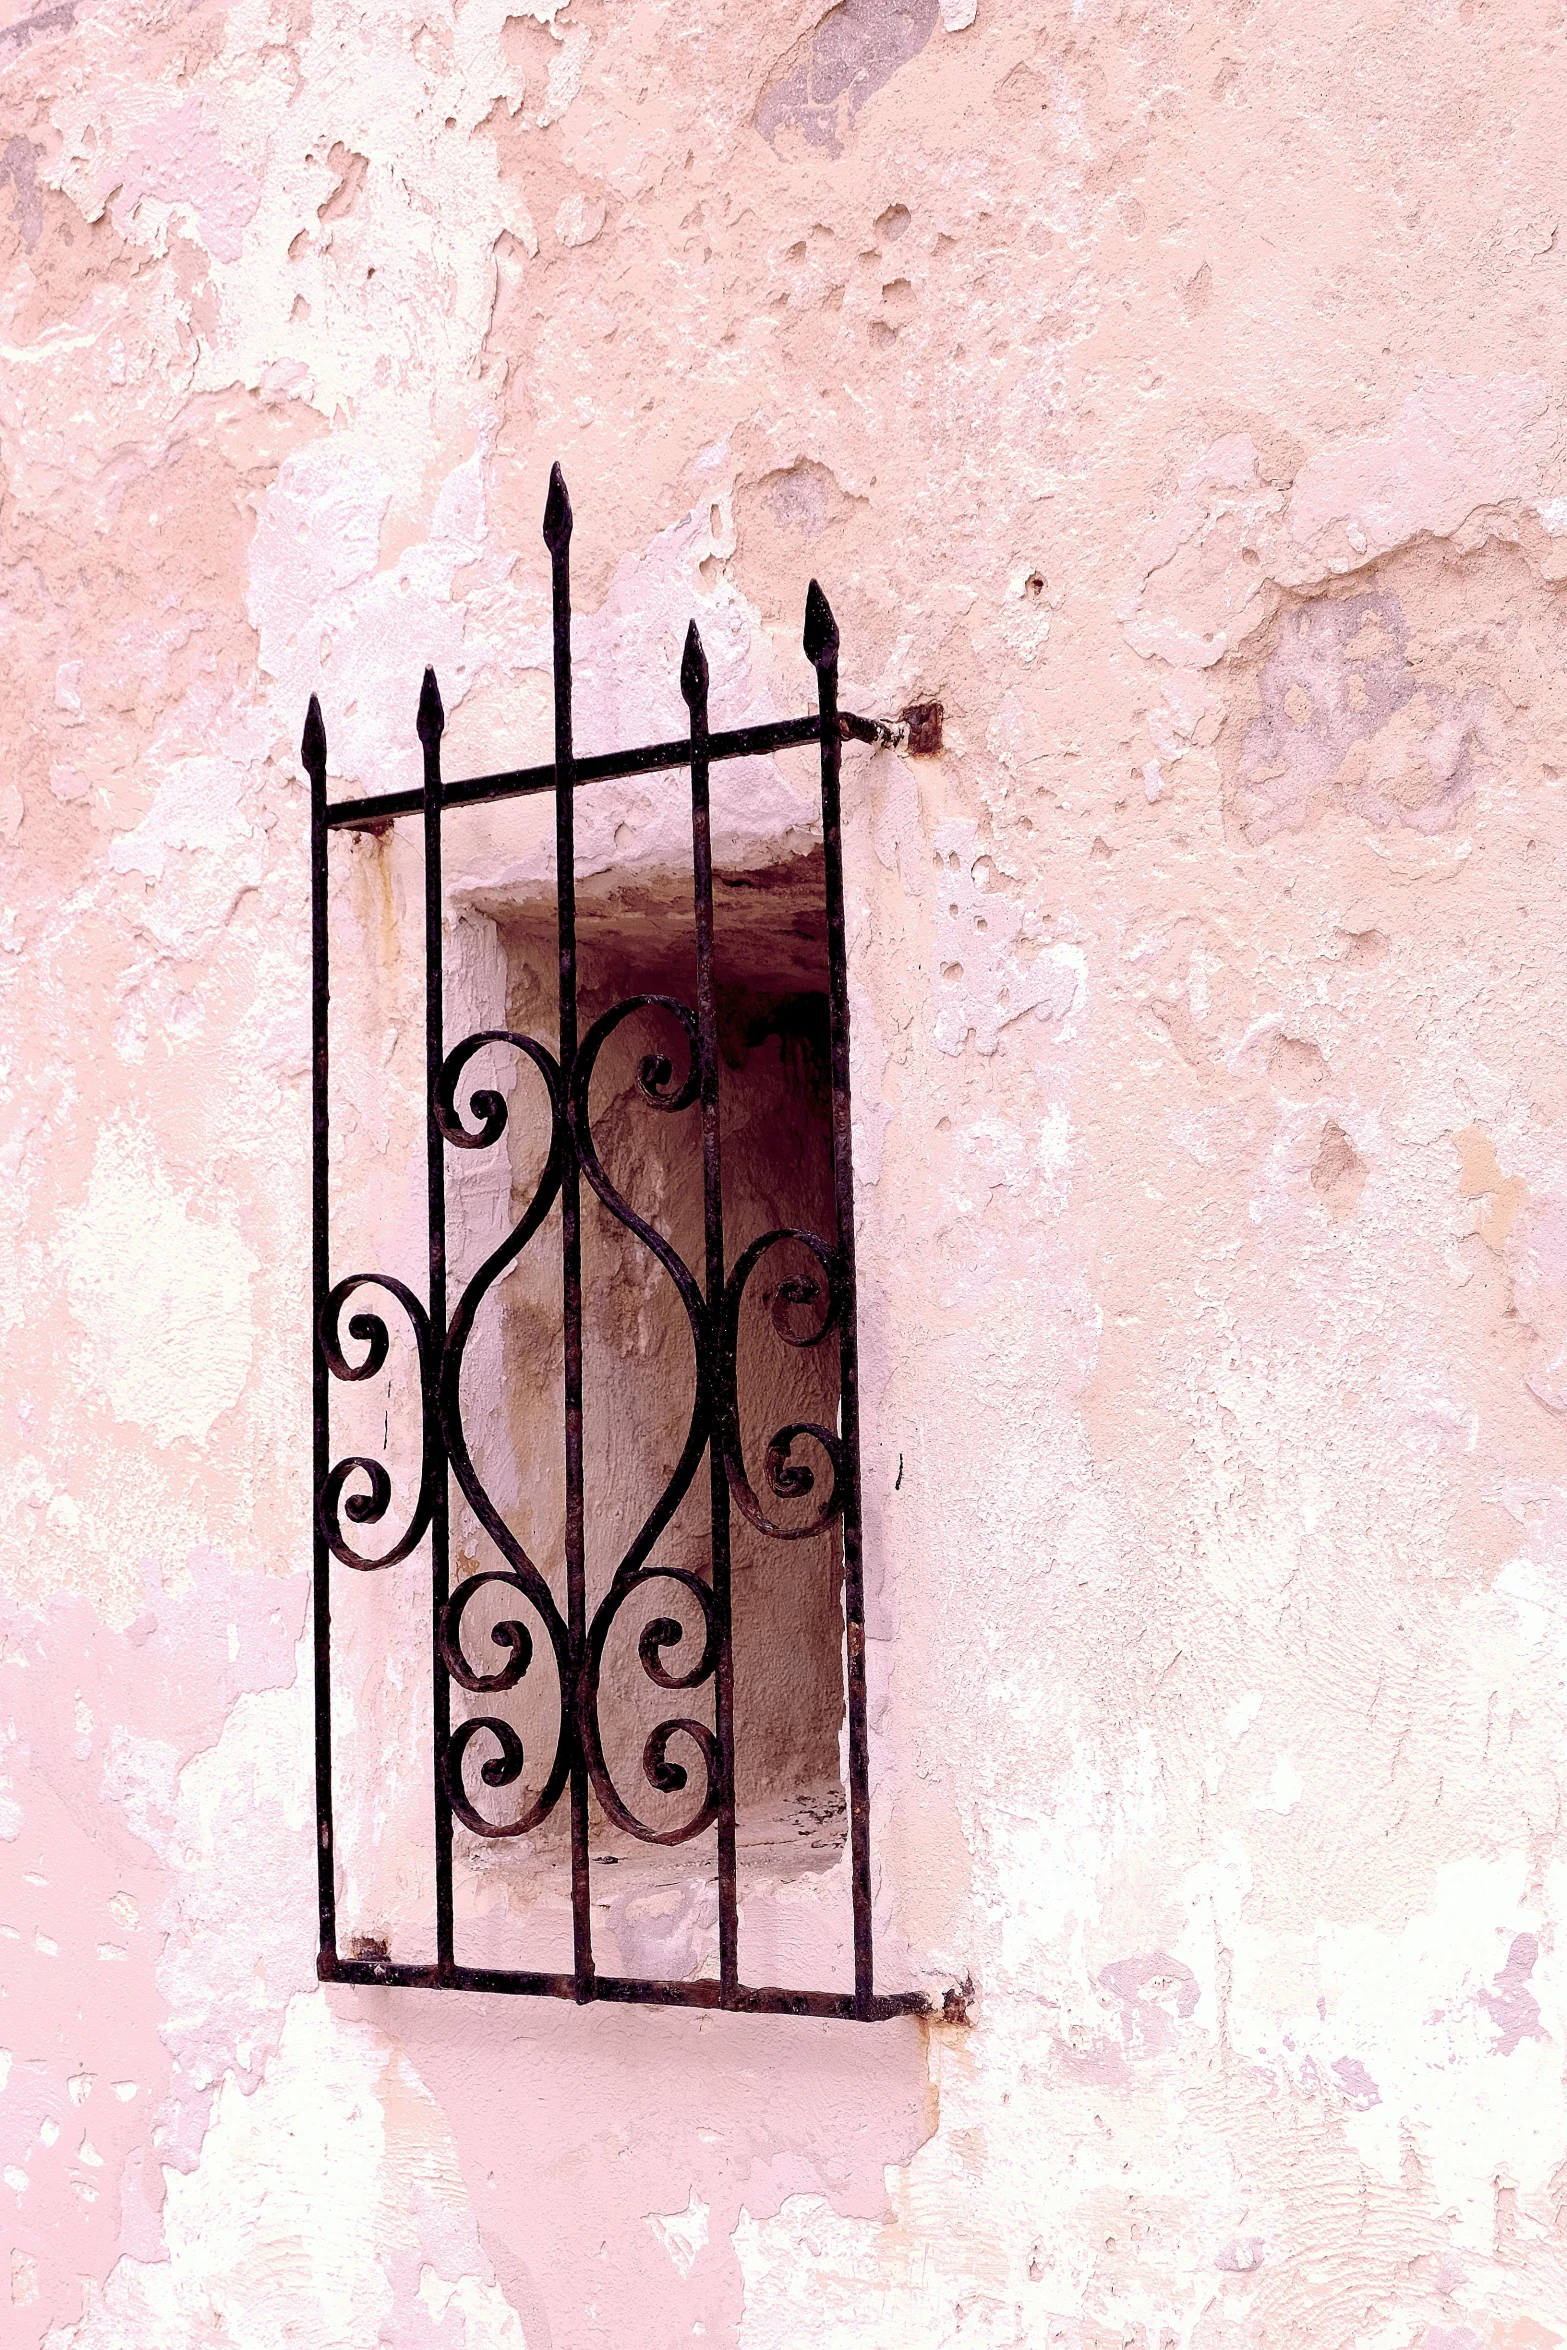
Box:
[308, 466, 923, 2022]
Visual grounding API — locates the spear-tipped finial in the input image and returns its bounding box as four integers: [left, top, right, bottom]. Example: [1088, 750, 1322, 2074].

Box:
[416, 665, 445, 745]
[542, 461, 573, 554]
[680, 618, 708, 709]
[802, 578, 839, 670]
[301, 693, 326, 777]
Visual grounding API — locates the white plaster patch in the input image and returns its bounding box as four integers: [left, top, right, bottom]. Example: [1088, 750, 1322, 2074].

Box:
[101, 1727, 183, 1850]
[1118, 434, 1282, 669]
[734, 2195, 885, 2346]
[1252, 1751, 1302, 1813]
[1219, 1852, 1565, 2233]
[249, 440, 489, 807]
[52, 1992, 527, 2350]
[555, 193, 605, 248]
[56, 1115, 258, 1447]
[542, 24, 592, 124]
[648, 2187, 710, 2279]
[418, 2267, 531, 2347]
[1225, 1690, 1262, 1741]
[929, 820, 1085, 1055]
[1120, 381, 1555, 711]
[1285, 375, 1552, 564]
[108, 758, 252, 883]
[107, 99, 262, 263]
[247, 443, 392, 669]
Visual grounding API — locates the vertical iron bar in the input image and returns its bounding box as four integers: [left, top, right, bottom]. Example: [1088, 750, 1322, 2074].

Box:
[681, 624, 738, 2003]
[305, 695, 336, 1974]
[419, 667, 455, 1976]
[545, 465, 595, 2000]
[804, 582, 874, 2017]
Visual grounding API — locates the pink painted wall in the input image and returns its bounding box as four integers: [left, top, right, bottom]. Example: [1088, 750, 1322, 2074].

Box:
[6, 0, 1567, 2344]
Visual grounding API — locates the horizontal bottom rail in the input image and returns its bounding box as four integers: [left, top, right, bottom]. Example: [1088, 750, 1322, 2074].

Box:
[320, 1949, 927, 2021]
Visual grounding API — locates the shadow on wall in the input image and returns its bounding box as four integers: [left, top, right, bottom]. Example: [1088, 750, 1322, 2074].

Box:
[330, 1981, 934, 2345]
[0, 1567, 314, 2341]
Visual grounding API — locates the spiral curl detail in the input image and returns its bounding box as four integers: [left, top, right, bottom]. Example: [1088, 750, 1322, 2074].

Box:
[719, 1229, 845, 1540]
[317, 1274, 438, 1570]
[442, 1715, 533, 1840]
[433, 1030, 574, 1838]
[581, 1567, 722, 1845]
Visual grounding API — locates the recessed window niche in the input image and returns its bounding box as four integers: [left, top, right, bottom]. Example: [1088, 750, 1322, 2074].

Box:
[483, 852, 847, 1850]
[329, 842, 858, 1989]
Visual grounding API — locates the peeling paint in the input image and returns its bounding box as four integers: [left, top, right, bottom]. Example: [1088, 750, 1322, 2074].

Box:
[6, 0, 1567, 2345]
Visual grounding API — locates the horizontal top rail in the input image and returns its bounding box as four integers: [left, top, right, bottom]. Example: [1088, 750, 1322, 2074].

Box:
[323, 708, 900, 831]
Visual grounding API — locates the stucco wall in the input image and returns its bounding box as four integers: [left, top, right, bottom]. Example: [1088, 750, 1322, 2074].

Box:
[6, 0, 1567, 2344]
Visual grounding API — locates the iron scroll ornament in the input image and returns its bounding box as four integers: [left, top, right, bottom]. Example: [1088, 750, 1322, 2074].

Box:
[307, 466, 928, 2021]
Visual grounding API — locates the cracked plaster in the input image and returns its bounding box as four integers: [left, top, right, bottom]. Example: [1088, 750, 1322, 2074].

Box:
[6, 0, 1567, 2346]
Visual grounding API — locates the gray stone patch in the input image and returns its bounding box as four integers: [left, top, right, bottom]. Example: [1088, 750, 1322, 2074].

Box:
[756, 0, 939, 156]
[1232, 589, 1485, 842]
[1, 135, 42, 250]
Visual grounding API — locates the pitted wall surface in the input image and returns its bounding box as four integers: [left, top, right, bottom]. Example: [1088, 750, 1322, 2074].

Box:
[6, 1, 1567, 2345]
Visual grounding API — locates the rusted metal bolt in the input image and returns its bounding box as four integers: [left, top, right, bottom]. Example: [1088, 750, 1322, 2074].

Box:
[901, 701, 943, 756]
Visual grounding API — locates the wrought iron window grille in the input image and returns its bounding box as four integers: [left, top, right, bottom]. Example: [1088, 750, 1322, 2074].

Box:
[307, 466, 932, 2022]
